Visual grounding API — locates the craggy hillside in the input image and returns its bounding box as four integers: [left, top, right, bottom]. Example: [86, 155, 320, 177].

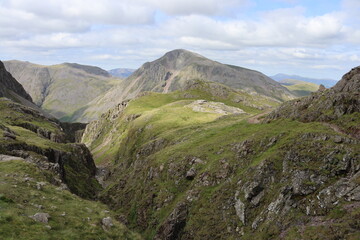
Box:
[81, 69, 359, 239]
[0, 98, 141, 239]
[268, 66, 360, 139]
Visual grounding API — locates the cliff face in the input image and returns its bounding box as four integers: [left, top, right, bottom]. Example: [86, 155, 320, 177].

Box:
[0, 74, 141, 239]
[0, 60, 33, 102]
[0, 98, 100, 199]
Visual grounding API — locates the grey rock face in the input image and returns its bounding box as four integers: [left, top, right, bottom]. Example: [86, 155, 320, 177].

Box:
[102, 217, 114, 228]
[235, 191, 246, 224]
[185, 167, 196, 180]
[31, 213, 50, 223]
[155, 202, 188, 240]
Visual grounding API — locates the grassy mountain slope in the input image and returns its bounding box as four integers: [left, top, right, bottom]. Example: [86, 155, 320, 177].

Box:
[77, 49, 295, 122]
[279, 79, 320, 97]
[0, 97, 141, 239]
[0, 160, 141, 240]
[82, 79, 279, 165]
[81, 69, 359, 239]
[4, 60, 121, 122]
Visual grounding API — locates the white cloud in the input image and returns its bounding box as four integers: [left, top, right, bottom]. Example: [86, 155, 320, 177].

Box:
[0, 0, 359, 80]
[6, 0, 154, 25]
[310, 64, 345, 70]
[146, 0, 247, 16]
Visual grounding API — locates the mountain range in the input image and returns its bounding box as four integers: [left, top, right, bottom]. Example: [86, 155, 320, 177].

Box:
[75, 49, 295, 122]
[108, 68, 135, 78]
[0, 50, 359, 240]
[271, 73, 338, 88]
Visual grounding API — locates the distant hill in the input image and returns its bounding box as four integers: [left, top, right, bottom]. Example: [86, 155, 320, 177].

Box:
[77, 49, 295, 122]
[4, 60, 122, 122]
[271, 73, 338, 88]
[279, 79, 320, 97]
[0, 60, 54, 118]
[108, 68, 135, 78]
[0, 61, 32, 102]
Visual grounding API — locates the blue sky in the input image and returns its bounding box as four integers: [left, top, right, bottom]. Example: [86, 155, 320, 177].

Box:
[0, 0, 359, 80]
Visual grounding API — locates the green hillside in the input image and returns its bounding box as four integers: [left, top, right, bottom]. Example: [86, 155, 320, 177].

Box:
[0, 98, 141, 239]
[279, 79, 320, 97]
[81, 74, 360, 239]
[4, 60, 122, 122]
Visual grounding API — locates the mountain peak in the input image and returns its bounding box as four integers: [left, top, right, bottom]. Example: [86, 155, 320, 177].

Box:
[163, 49, 203, 58]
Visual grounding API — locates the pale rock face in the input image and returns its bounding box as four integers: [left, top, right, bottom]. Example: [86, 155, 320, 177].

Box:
[0, 154, 24, 162]
[31, 213, 50, 223]
[235, 191, 246, 224]
[186, 99, 246, 115]
[102, 217, 114, 228]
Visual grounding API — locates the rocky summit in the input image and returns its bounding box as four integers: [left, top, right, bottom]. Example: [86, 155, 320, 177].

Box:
[0, 51, 359, 240]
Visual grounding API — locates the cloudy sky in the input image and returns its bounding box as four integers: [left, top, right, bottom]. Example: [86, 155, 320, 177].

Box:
[1, 0, 359, 79]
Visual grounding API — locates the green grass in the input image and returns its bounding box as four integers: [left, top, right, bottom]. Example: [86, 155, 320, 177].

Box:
[0, 160, 141, 240]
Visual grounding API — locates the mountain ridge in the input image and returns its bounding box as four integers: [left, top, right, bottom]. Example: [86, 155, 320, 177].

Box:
[76, 49, 295, 122]
[3, 60, 121, 121]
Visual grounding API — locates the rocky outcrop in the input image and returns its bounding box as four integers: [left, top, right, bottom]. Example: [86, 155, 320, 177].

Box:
[267, 66, 360, 138]
[186, 100, 245, 115]
[31, 213, 50, 223]
[81, 100, 129, 147]
[154, 203, 188, 240]
[333, 66, 360, 92]
[0, 98, 100, 199]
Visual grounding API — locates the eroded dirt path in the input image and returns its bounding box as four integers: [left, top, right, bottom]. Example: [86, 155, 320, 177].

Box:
[322, 123, 345, 135]
[247, 109, 273, 124]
